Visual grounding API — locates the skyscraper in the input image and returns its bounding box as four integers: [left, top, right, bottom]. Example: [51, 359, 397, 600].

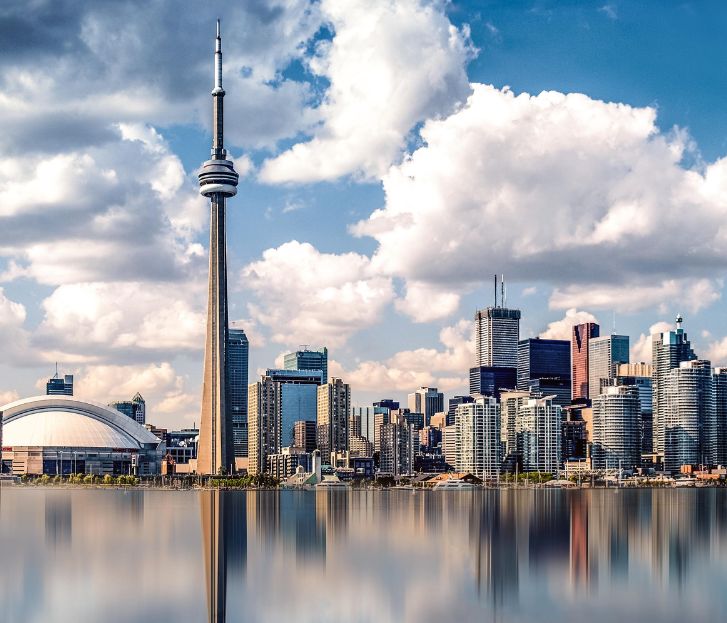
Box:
[447, 395, 474, 426]
[407, 387, 444, 426]
[591, 385, 641, 470]
[652, 315, 696, 456]
[615, 363, 653, 454]
[197, 21, 239, 476]
[571, 322, 599, 400]
[713, 368, 727, 467]
[469, 366, 517, 399]
[499, 390, 530, 470]
[267, 368, 322, 448]
[516, 396, 562, 473]
[454, 395, 501, 479]
[284, 347, 328, 383]
[474, 307, 521, 368]
[247, 377, 278, 476]
[316, 378, 351, 460]
[228, 327, 249, 458]
[110, 392, 146, 425]
[587, 334, 629, 398]
[664, 359, 715, 473]
[517, 338, 571, 408]
[46, 371, 73, 396]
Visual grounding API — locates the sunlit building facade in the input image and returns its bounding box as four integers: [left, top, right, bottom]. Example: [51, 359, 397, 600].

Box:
[591, 385, 641, 470]
[454, 396, 501, 479]
[516, 396, 562, 473]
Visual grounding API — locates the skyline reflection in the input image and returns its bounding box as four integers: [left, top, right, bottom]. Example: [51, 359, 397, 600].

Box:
[2, 488, 727, 622]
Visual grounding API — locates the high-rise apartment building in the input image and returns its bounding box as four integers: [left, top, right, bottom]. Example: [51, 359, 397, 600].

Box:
[571, 322, 600, 400]
[317, 378, 351, 461]
[293, 420, 316, 453]
[664, 360, 715, 473]
[373, 400, 399, 453]
[248, 377, 279, 476]
[454, 396, 501, 479]
[499, 390, 530, 469]
[713, 368, 727, 467]
[228, 327, 249, 457]
[447, 395, 474, 426]
[442, 424, 457, 468]
[284, 347, 328, 383]
[351, 406, 375, 442]
[516, 396, 562, 473]
[407, 387, 444, 426]
[46, 372, 73, 396]
[517, 338, 571, 408]
[379, 419, 415, 476]
[591, 385, 641, 470]
[110, 392, 146, 425]
[588, 334, 629, 398]
[652, 315, 696, 455]
[475, 307, 521, 368]
[615, 366, 653, 454]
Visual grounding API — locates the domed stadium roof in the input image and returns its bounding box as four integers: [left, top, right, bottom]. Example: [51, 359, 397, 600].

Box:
[0, 396, 161, 450]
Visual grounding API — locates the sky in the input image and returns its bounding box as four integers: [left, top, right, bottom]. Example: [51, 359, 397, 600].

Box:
[1, 0, 727, 429]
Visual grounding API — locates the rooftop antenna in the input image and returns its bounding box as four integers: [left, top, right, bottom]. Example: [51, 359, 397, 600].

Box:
[54, 362, 59, 379]
[612, 310, 616, 334]
[676, 313, 683, 330]
[501, 275, 506, 308]
[493, 274, 497, 307]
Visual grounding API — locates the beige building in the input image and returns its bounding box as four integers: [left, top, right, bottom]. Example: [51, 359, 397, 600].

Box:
[247, 377, 279, 476]
[317, 378, 351, 460]
[617, 362, 652, 377]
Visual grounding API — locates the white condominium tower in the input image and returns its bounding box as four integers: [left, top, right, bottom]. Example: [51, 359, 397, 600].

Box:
[664, 359, 715, 473]
[652, 314, 695, 456]
[454, 396, 501, 479]
[591, 384, 641, 470]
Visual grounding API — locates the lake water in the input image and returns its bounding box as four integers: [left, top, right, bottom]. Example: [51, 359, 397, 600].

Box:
[1, 487, 726, 622]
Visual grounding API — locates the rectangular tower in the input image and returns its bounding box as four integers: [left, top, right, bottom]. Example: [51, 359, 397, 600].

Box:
[474, 307, 521, 368]
[228, 327, 249, 457]
[587, 334, 629, 398]
[284, 347, 328, 383]
[571, 322, 599, 400]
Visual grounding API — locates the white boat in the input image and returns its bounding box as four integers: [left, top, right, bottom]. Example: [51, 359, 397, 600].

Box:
[433, 479, 478, 491]
[315, 477, 349, 489]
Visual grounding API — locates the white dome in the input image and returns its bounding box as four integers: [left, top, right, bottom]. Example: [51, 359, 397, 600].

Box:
[0, 396, 161, 449]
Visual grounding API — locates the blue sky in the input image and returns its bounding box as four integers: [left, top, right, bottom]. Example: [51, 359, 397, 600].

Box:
[0, 1, 726, 428]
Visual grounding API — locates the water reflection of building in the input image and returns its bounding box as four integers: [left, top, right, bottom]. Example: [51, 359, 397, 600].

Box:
[44, 490, 72, 549]
[200, 490, 231, 623]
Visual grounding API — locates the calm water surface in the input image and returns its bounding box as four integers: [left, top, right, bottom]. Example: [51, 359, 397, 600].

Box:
[1, 487, 726, 622]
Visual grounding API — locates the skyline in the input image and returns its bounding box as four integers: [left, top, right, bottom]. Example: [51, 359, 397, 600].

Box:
[1, 1, 727, 430]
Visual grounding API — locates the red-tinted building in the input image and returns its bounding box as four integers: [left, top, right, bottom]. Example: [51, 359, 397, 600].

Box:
[571, 323, 600, 400]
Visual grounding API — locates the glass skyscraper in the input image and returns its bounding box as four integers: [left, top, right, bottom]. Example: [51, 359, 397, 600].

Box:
[571, 322, 599, 400]
[587, 334, 629, 398]
[284, 347, 328, 383]
[228, 327, 249, 458]
[517, 338, 571, 408]
[474, 307, 521, 368]
[267, 368, 322, 448]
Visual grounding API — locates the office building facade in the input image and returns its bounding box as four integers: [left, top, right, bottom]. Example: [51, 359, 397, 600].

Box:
[46, 373, 74, 396]
[588, 334, 629, 398]
[284, 347, 328, 383]
[475, 306, 521, 368]
[469, 366, 517, 399]
[110, 392, 146, 426]
[714, 368, 727, 467]
[571, 322, 600, 400]
[228, 327, 249, 457]
[407, 387, 444, 426]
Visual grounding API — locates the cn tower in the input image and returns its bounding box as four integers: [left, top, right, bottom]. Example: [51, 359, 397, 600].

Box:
[197, 19, 239, 476]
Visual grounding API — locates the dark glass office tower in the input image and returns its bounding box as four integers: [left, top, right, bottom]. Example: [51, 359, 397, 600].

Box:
[228, 327, 249, 457]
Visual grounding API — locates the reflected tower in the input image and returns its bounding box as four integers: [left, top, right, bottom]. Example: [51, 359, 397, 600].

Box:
[197, 20, 239, 475]
[201, 489, 229, 623]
